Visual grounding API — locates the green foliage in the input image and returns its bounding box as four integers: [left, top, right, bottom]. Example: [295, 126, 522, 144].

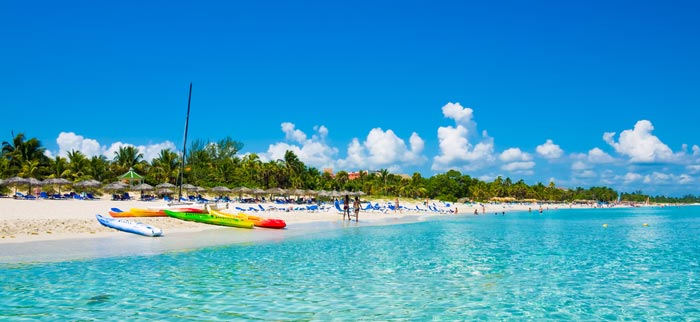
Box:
[1, 132, 698, 203]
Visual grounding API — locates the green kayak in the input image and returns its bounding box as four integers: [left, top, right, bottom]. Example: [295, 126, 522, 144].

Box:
[163, 209, 255, 229]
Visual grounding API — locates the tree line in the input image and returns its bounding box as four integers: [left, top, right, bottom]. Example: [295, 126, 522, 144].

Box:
[2, 133, 698, 203]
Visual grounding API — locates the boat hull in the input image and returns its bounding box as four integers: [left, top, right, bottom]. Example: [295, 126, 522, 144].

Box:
[163, 209, 254, 229]
[210, 210, 286, 229]
[96, 214, 163, 237]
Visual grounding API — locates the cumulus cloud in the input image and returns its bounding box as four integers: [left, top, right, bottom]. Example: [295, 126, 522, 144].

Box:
[282, 122, 307, 143]
[57, 132, 102, 157]
[262, 123, 338, 169]
[603, 120, 677, 162]
[499, 148, 532, 162]
[587, 147, 615, 163]
[571, 161, 589, 171]
[536, 139, 563, 159]
[623, 172, 643, 183]
[432, 102, 495, 171]
[501, 161, 535, 172]
[55, 132, 175, 162]
[339, 128, 426, 171]
[693, 145, 700, 157]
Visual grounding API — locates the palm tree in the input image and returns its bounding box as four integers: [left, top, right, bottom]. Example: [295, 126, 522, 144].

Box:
[150, 149, 180, 184]
[113, 145, 143, 172]
[1, 133, 48, 175]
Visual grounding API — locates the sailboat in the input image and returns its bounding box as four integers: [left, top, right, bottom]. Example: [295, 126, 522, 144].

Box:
[168, 83, 194, 207]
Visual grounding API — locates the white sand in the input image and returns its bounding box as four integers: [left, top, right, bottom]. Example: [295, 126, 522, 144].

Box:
[0, 197, 577, 243]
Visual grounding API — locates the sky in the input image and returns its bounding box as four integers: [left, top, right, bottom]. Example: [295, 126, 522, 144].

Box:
[2, 0, 699, 196]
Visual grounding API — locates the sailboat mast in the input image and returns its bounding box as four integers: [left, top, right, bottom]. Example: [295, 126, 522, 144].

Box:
[178, 82, 192, 201]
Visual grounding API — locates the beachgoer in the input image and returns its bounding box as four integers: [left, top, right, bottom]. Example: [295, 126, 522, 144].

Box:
[474, 209, 478, 215]
[353, 196, 360, 221]
[343, 195, 350, 220]
[395, 197, 400, 213]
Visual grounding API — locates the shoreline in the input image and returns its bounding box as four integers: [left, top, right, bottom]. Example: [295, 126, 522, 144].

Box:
[0, 197, 629, 263]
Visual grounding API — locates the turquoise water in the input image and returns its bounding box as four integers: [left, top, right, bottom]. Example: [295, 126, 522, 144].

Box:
[2, 206, 699, 320]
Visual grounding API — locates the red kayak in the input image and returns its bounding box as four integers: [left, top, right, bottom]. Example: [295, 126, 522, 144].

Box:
[255, 218, 286, 229]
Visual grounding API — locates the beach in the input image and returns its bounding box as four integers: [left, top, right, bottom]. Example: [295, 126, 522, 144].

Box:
[0, 197, 586, 243]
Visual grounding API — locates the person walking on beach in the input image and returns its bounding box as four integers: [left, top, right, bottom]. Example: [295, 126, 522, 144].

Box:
[353, 196, 360, 221]
[343, 195, 351, 220]
[395, 197, 400, 213]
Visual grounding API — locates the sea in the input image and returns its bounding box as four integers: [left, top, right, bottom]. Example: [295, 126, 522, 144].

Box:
[1, 206, 699, 321]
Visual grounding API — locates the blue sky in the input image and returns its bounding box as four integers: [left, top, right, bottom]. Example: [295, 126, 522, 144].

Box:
[2, 1, 699, 196]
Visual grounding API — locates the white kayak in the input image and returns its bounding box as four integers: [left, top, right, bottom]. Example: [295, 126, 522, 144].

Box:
[96, 214, 163, 237]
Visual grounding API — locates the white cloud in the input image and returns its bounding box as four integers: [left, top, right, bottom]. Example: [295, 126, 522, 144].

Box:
[263, 123, 338, 169]
[56, 132, 102, 157]
[499, 148, 532, 162]
[339, 128, 426, 171]
[536, 139, 563, 159]
[693, 145, 700, 156]
[575, 170, 597, 178]
[603, 120, 677, 162]
[623, 172, 643, 183]
[432, 102, 495, 171]
[139, 142, 177, 162]
[571, 161, 589, 171]
[282, 122, 307, 144]
[688, 165, 700, 174]
[587, 148, 615, 163]
[501, 161, 535, 172]
[54, 132, 175, 162]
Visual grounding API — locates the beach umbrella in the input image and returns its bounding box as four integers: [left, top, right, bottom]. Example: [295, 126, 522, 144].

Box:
[179, 183, 196, 190]
[133, 183, 154, 191]
[264, 187, 286, 195]
[102, 182, 127, 191]
[4, 176, 28, 194]
[44, 178, 72, 195]
[157, 187, 173, 195]
[251, 188, 265, 196]
[27, 177, 43, 195]
[156, 182, 176, 189]
[211, 186, 231, 193]
[74, 179, 101, 188]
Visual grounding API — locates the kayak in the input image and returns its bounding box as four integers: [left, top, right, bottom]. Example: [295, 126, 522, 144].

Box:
[109, 207, 203, 217]
[163, 209, 254, 229]
[210, 209, 286, 229]
[96, 214, 163, 237]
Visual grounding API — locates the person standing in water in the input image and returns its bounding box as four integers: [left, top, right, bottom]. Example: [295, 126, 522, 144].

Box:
[353, 196, 361, 221]
[343, 195, 351, 220]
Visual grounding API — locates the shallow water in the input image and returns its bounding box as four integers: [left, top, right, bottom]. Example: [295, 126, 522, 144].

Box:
[1, 206, 699, 320]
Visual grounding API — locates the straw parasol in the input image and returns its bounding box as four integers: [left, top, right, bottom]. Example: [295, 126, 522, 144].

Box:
[74, 179, 101, 188]
[44, 177, 72, 195]
[264, 187, 286, 195]
[102, 182, 127, 191]
[133, 183, 154, 191]
[156, 182, 176, 189]
[4, 176, 28, 194]
[211, 186, 232, 194]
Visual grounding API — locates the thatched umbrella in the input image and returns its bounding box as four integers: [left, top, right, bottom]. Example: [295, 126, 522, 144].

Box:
[211, 186, 232, 194]
[156, 182, 176, 189]
[4, 176, 28, 194]
[102, 182, 127, 191]
[44, 177, 72, 195]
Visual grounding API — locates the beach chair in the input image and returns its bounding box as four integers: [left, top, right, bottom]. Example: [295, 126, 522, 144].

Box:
[258, 204, 266, 211]
[39, 191, 50, 199]
[15, 192, 36, 200]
